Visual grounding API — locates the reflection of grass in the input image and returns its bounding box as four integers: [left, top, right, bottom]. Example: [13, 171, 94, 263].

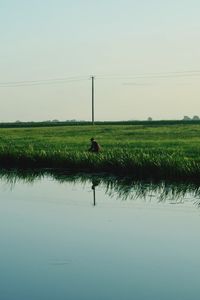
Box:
[1, 168, 200, 205]
[0, 124, 200, 180]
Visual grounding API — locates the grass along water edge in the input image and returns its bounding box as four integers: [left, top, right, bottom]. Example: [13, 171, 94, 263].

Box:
[0, 146, 199, 180]
[1, 124, 200, 181]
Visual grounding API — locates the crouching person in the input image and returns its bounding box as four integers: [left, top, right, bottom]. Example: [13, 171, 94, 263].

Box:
[88, 138, 101, 153]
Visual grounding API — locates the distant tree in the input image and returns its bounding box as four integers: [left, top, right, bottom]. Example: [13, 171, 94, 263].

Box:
[183, 116, 191, 121]
[147, 117, 153, 121]
[192, 115, 200, 120]
[15, 120, 21, 123]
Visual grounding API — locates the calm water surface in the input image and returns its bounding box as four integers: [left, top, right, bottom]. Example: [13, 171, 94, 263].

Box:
[0, 174, 200, 300]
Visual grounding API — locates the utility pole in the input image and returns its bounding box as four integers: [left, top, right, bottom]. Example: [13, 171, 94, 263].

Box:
[91, 76, 95, 125]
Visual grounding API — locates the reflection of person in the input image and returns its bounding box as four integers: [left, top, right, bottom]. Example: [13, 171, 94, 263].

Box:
[88, 138, 101, 153]
[91, 178, 100, 206]
[92, 178, 100, 189]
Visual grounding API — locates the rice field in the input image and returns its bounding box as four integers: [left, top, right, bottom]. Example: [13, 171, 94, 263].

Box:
[0, 123, 200, 181]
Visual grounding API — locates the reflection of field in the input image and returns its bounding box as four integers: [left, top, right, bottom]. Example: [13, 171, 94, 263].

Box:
[1, 169, 200, 207]
[0, 124, 200, 180]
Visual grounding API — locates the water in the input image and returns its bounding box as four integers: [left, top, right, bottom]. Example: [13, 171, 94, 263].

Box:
[0, 171, 200, 300]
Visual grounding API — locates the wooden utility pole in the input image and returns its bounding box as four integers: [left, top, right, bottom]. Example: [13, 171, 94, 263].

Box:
[91, 76, 95, 125]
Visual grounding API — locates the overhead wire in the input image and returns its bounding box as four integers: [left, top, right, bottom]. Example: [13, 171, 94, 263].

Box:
[96, 70, 200, 80]
[1, 70, 200, 88]
[0, 76, 89, 88]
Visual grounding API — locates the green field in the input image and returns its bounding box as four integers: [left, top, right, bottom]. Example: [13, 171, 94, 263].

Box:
[1, 123, 200, 181]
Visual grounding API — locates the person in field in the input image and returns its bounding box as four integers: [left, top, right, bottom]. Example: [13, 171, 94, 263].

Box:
[88, 138, 101, 153]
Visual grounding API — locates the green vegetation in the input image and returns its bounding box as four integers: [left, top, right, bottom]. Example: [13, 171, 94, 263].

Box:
[0, 123, 200, 181]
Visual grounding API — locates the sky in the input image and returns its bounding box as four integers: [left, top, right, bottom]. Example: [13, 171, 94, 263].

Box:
[1, 0, 200, 122]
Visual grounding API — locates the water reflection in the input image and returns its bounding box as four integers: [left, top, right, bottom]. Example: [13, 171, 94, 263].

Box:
[91, 179, 100, 206]
[0, 168, 200, 206]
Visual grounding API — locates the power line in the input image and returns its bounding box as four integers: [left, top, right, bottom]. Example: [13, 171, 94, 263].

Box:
[1, 70, 200, 88]
[0, 76, 89, 88]
[97, 71, 200, 80]
[96, 70, 200, 77]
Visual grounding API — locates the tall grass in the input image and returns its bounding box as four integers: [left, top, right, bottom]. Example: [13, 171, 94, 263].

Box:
[0, 124, 200, 180]
[0, 147, 199, 180]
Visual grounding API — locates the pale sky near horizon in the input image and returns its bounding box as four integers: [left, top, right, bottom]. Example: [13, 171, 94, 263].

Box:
[1, 0, 200, 122]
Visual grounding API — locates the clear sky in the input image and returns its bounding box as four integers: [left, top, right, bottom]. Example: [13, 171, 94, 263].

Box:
[1, 0, 200, 121]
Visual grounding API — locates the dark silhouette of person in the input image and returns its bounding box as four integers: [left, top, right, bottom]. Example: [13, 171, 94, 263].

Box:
[91, 178, 100, 206]
[88, 138, 101, 153]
